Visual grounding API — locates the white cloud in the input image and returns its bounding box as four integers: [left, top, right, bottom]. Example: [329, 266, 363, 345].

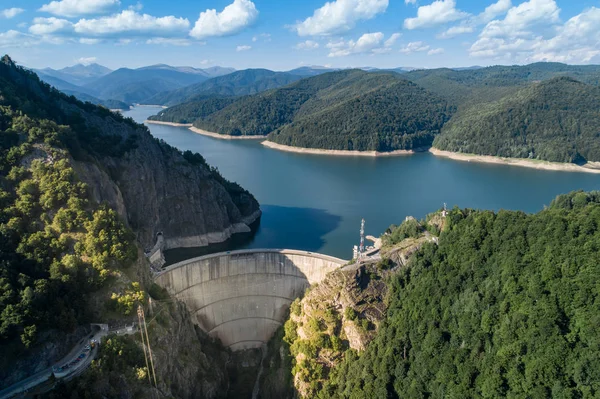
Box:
[405, 0, 417, 4]
[76, 56, 97, 65]
[0, 30, 39, 47]
[39, 0, 120, 18]
[79, 38, 101, 44]
[384, 33, 401, 47]
[146, 38, 193, 46]
[404, 0, 469, 30]
[327, 32, 385, 57]
[400, 41, 430, 54]
[438, 0, 511, 39]
[29, 17, 72, 36]
[190, 0, 258, 40]
[480, 0, 512, 23]
[295, 40, 320, 50]
[74, 10, 190, 37]
[236, 45, 252, 51]
[428, 47, 444, 55]
[469, 1, 600, 63]
[295, 0, 388, 36]
[438, 24, 474, 38]
[1, 8, 25, 19]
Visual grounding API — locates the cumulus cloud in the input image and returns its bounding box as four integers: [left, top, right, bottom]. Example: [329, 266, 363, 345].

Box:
[384, 33, 401, 47]
[438, 24, 474, 38]
[146, 38, 193, 46]
[428, 47, 445, 55]
[1, 8, 25, 19]
[295, 40, 320, 50]
[471, 3, 600, 63]
[39, 0, 120, 18]
[438, 0, 511, 39]
[74, 10, 190, 37]
[190, 0, 258, 40]
[29, 17, 72, 36]
[295, 0, 388, 36]
[236, 45, 251, 51]
[404, 0, 469, 30]
[327, 32, 387, 57]
[0, 30, 39, 47]
[76, 56, 97, 65]
[400, 41, 430, 54]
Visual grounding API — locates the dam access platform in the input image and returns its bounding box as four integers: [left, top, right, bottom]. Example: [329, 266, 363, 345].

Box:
[154, 249, 347, 351]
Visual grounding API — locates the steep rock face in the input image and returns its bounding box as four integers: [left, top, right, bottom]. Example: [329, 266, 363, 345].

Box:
[2, 56, 261, 251]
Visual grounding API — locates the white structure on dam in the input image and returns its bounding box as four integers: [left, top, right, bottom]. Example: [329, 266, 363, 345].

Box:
[154, 249, 347, 351]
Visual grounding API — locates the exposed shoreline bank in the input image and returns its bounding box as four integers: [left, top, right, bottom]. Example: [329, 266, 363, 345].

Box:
[189, 127, 266, 140]
[145, 120, 193, 127]
[429, 148, 600, 174]
[261, 141, 421, 157]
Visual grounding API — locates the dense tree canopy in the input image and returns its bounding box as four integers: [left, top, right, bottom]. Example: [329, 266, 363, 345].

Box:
[434, 77, 600, 163]
[319, 191, 600, 398]
[190, 70, 454, 151]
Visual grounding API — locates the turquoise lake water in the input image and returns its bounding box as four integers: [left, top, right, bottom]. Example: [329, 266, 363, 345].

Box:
[125, 106, 600, 260]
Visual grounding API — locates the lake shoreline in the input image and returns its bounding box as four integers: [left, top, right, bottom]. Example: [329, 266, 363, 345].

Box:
[145, 120, 193, 127]
[262, 141, 421, 157]
[430, 148, 600, 174]
[189, 127, 267, 140]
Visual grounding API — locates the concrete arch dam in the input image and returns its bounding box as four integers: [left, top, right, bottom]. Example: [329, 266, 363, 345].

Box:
[154, 249, 347, 351]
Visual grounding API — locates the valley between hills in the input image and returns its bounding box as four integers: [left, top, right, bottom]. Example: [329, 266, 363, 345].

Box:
[1, 54, 600, 399]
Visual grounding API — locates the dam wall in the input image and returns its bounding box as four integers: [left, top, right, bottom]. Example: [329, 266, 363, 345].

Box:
[154, 249, 347, 351]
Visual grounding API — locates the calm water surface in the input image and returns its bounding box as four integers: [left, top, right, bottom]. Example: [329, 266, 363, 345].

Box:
[125, 106, 600, 260]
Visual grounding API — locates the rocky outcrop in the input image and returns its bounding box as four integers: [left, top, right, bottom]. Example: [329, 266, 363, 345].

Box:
[67, 110, 261, 250]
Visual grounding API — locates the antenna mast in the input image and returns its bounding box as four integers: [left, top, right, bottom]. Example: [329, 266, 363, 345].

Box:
[359, 218, 365, 258]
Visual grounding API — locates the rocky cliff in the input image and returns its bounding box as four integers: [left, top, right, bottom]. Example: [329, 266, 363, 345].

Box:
[2, 55, 261, 251]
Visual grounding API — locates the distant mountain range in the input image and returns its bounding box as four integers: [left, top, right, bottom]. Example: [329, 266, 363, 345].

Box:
[144, 69, 304, 106]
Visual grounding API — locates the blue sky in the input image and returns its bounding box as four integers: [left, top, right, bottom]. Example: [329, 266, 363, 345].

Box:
[1, 0, 599, 70]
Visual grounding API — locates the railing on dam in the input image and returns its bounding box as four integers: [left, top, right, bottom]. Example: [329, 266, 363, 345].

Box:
[154, 249, 348, 351]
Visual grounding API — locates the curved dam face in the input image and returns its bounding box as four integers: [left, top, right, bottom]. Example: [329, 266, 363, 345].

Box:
[154, 249, 347, 351]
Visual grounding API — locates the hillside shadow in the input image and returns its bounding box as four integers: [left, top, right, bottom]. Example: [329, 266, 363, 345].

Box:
[164, 205, 341, 265]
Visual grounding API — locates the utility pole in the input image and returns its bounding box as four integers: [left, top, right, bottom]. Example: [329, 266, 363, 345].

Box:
[137, 305, 158, 389]
[137, 305, 152, 387]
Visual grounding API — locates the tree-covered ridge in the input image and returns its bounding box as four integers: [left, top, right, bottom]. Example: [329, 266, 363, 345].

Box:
[403, 62, 600, 107]
[144, 68, 303, 106]
[0, 105, 137, 349]
[147, 96, 238, 124]
[433, 77, 600, 163]
[191, 70, 454, 151]
[268, 78, 453, 152]
[319, 191, 600, 398]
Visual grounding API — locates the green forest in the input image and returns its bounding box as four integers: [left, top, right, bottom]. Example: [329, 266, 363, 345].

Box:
[434, 77, 600, 163]
[318, 191, 600, 398]
[147, 63, 600, 161]
[190, 70, 454, 151]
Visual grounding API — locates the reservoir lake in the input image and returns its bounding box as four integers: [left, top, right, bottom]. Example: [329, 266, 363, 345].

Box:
[126, 106, 600, 261]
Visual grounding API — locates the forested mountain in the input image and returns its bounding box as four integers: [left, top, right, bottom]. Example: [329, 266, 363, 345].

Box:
[191, 70, 454, 151]
[434, 77, 600, 163]
[144, 69, 302, 106]
[403, 62, 600, 107]
[148, 97, 238, 124]
[287, 66, 337, 77]
[0, 55, 260, 395]
[61, 90, 131, 110]
[316, 191, 600, 398]
[82, 66, 211, 103]
[35, 63, 112, 86]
